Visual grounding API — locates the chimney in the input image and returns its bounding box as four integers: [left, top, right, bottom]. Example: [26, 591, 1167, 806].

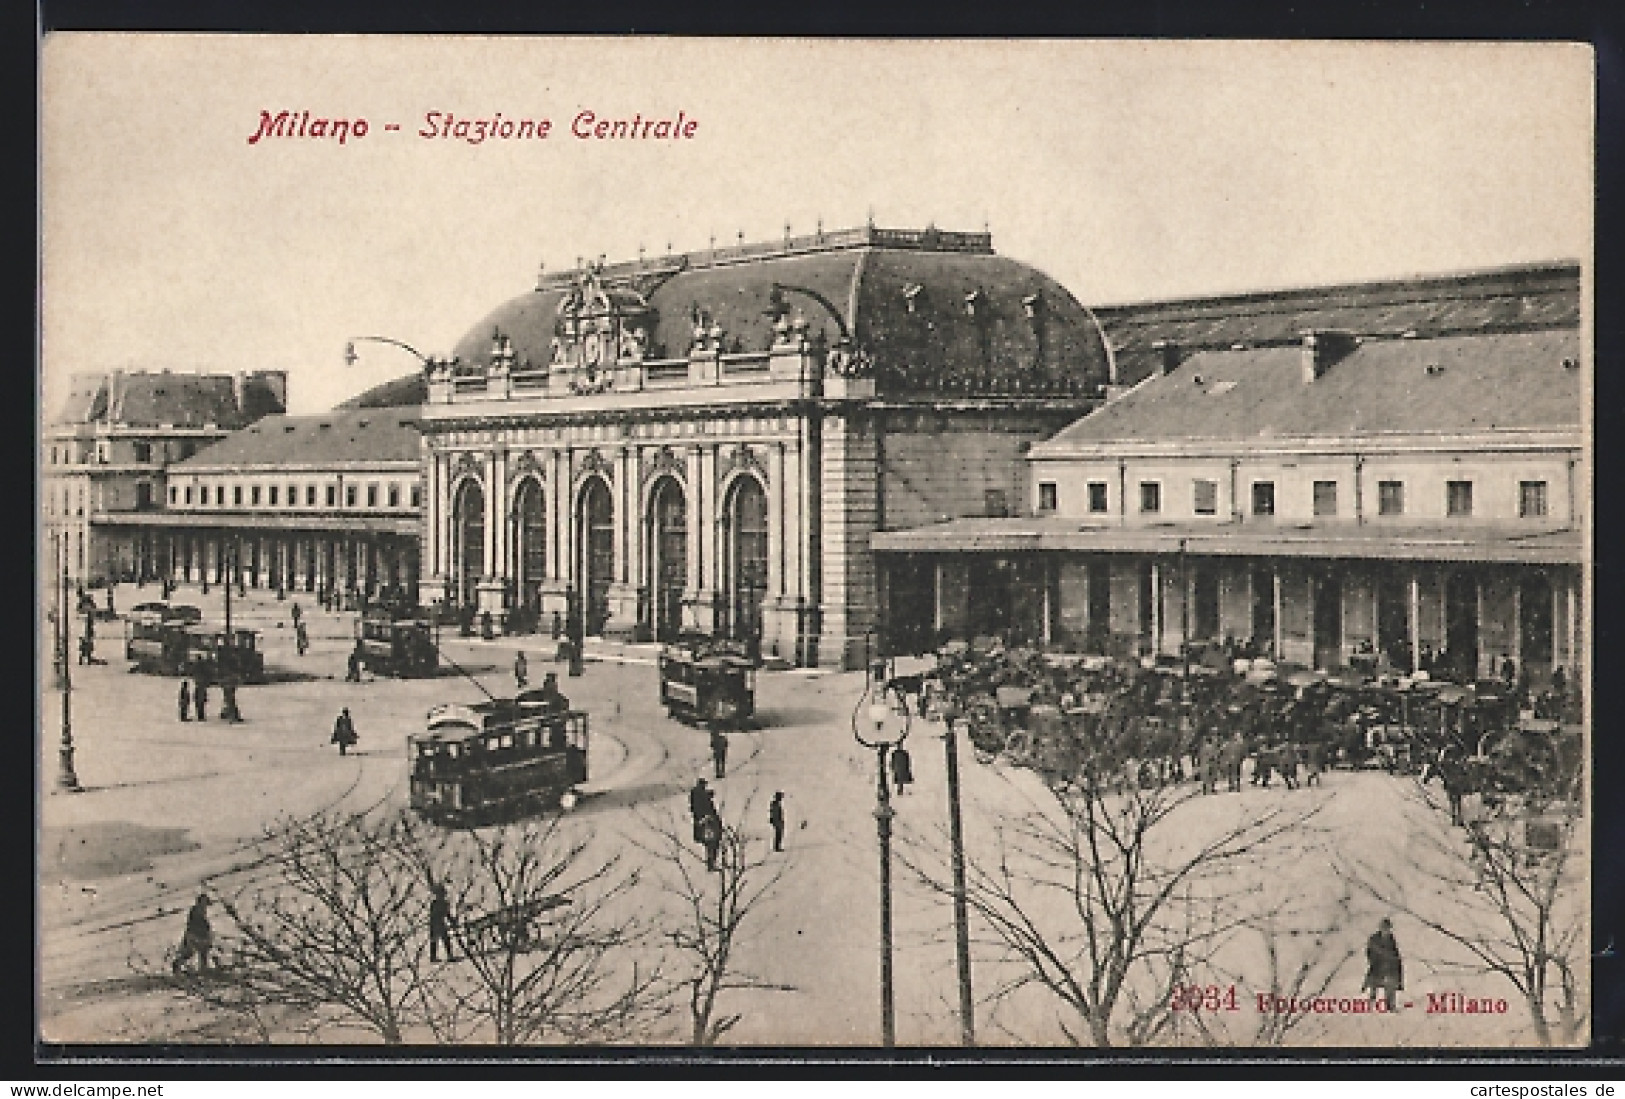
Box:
[1152, 339, 1181, 375]
[1300, 329, 1358, 383]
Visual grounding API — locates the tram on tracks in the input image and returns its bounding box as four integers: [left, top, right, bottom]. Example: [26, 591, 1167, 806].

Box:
[355, 607, 439, 677]
[408, 691, 589, 825]
[124, 603, 266, 682]
[658, 637, 757, 729]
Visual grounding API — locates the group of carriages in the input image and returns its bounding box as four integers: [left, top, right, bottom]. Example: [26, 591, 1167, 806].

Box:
[124, 602, 267, 684]
[919, 638, 1583, 806]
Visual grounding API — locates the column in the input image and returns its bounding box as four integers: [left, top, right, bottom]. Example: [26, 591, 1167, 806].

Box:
[768, 442, 785, 601]
[1408, 568, 1421, 673]
[1150, 562, 1161, 655]
[685, 446, 703, 598]
[1272, 567, 1283, 660]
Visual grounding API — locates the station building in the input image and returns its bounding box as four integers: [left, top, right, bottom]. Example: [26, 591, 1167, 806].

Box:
[874, 261, 1585, 688]
[416, 225, 1112, 668]
[43, 369, 287, 586]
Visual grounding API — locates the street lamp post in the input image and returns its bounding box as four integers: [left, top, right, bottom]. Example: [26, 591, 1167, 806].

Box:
[1179, 538, 1191, 681]
[344, 336, 435, 370]
[943, 712, 976, 1045]
[55, 533, 81, 792]
[854, 636, 909, 1046]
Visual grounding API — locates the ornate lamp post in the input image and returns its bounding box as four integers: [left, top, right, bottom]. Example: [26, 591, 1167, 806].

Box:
[854, 637, 910, 1046]
[344, 336, 435, 370]
[54, 532, 81, 792]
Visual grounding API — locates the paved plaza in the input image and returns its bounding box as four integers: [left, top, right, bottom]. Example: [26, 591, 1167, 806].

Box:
[38, 584, 1577, 1047]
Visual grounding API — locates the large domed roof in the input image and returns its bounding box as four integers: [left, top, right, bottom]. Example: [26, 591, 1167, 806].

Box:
[450, 227, 1110, 397]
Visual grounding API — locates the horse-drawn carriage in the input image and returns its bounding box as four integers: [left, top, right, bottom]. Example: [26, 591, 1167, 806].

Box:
[125, 603, 265, 682]
[658, 637, 757, 729]
[408, 693, 589, 825]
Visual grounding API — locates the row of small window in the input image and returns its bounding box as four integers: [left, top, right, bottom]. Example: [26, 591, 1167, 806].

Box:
[48, 442, 191, 465]
[171, 482, 423, 509]
[1036, 478, 1551, 519]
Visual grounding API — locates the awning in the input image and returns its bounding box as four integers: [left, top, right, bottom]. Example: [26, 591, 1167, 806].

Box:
[871, 518, 1582, 566]
[91, 512, 421, 536]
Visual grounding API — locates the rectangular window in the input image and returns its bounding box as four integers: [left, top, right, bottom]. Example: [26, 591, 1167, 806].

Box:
[1378, 480, 1404, 516]
[388, 484, 401, 508]
[410, 485, 422, 509]
[268, 486, 278, 507]
[133, 442, 152, 463]
[366, 484, 379, 508]
[346, 485, 358, 508]
[984, 489, 1008, 518]
[307, 485, 317, 507]
[251, 486, 262, 506]
[1139, 481, 1161, 514]
[184, 486, 193, 505]
[1313, 480, 1338, 517]
[1520, 480, 1549, 518]
[1251, 481, 1275, 517]
[1087, 482, 1108, 513]
[1037, 482, 1058, 513]
[326, 485, 337, 508]
[288, 485, 298, 507]
[1446, 480, 1473, 518]
[233, 485, 243, 506]
[1192, 479, 1218, 515]
[168, 486, 177, 505]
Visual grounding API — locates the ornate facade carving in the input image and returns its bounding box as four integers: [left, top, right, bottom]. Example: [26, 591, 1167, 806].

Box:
[641, 444, 685, 488]
[450, 451, 484, 483]
[509, 449, 546, 486]
[720, 443, 768, 487]
[575, 447, 614, 485]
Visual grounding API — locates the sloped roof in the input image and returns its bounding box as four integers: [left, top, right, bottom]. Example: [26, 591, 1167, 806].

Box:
[449, 227, 1111, 396]
[1039, 329, 1581, 449]
[178, 409, 422, 469]
[1095, 261, 1580, 388]
[51, 371, 287, 428]
[337, 371, 429, 409]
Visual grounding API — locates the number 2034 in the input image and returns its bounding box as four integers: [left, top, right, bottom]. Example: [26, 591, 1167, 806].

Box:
[1168, 984, 1240, 1011]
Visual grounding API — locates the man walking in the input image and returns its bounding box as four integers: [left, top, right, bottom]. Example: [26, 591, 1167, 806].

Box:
[295, 620, 309, 656]
[769, 791, 786, 852]
[171, 894, 213, 975]
[890, 743, 914, 795]
[689, 778, 716, 844]
[1363, 917, 1404, 1011]
[332, 707, 357, 756]
[346, 641, 364, 683]
[428, 883, 455, 962]
[178, 679, 192, 722]
[699, 810, 723, 872]
[710, 725, 729, 779]
[514, 650, 529, 691]
[193, 677, 209, 722]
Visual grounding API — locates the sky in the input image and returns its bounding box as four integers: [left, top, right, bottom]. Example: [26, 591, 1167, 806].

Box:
[40, 37, 1593, 414]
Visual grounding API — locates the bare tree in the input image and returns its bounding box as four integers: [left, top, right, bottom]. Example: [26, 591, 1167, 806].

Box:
[1341, 781, 1587, 1046]
[903, 730, 1322, 1047]
[197, 808, 438, 1044]
[637, 800, 794, 1045]
[424, 816, 663, 1045]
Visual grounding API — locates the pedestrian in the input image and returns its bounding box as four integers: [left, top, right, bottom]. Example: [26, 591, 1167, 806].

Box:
[106, 587, 115, 616]
[1197, 736, 1219, 795]
[295, 620, 309, 656]
[290, 601, 302, 629]
[514, 650, 529, 690]
[710, 725, 729, 779]
[194, 677, 209, 722]
[78, 632, 93, 666]
[1221, 729, 1245, 793]
[346, 641, 363, 683]
[177, 679, 192, 722]
[769, 791, 786, 852]
[689, 778, 715, 844]
[171, 893, 213, 975]
[1305, 740, 1326, 786]
[428, 883, 456, 962]
[890, 743, 914, 795]
[332, 707, 357, 756]
[1501, 655, 1517, 688]
[1278, 741, 1300, 790]
[1362, 917, 1404, 1012]
[699, 810, 723, 872]
[220, 679, 243, 723]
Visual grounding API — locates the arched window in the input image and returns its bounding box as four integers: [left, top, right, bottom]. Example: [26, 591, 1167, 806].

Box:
[724, 476, 768, 643]
[452, 479, 485, 606]
[577, 477, 615, 636]
[648, 476, 687, 641]
[513, 478, 547, 611]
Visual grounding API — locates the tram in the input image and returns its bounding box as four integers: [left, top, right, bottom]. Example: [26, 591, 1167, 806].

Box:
[658, 637, 757, 729]
[125, 603, 202, 673]
[355, 608, 439, 677]
[408, 691, 589, 825]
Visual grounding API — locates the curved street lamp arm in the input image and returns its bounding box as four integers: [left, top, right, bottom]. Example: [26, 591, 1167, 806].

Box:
[771, 282, 852, 342]
[345, 335, 434, 367]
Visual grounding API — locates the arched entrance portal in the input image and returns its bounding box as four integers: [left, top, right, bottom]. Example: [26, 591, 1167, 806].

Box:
[452, 479, 485, 607]
[723, 476, 768, 644]
[513, 478, 546, 616]
[648, 476, 687, 642]
[577, 477, 615, 636]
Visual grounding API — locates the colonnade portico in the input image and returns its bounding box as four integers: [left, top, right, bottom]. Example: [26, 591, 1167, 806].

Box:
[419, 424, 820, 663]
